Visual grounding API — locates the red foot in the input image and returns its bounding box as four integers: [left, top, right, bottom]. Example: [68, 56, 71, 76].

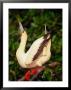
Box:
[24, 66, 45, 81]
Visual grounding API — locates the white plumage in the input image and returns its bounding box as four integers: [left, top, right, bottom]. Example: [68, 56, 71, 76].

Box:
[16, 20, 51, 68]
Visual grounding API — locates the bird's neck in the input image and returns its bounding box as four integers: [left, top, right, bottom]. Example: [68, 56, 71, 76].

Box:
[18, 32, 27, 53]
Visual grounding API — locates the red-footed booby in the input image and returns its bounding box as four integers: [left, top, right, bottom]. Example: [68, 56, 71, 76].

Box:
[16, 20, 51, 68]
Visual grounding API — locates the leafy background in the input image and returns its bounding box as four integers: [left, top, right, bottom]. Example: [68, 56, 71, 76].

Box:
[9, 9, 62, 81]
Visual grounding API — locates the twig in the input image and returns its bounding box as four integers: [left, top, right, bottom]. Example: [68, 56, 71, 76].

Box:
[48, 61, 60, 68]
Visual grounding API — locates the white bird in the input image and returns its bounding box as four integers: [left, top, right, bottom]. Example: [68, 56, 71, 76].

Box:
[16, 20, 51, 68]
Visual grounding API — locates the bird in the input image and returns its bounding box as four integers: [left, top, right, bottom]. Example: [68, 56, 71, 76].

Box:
[16, 19, 51, 69]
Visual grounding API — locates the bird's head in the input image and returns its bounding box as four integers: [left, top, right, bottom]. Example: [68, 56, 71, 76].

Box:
[44, 24, 51, 39]
[17, 18, 27, 40]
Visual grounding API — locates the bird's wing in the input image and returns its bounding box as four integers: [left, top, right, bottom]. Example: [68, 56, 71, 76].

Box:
[35, 39, 51, 66]
[26, 39, 51, 68]
[25, 34, 51, 66]
[25, 36, 44, 64]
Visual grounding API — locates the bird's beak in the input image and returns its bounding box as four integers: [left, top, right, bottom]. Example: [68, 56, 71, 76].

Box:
[17, 18, 25, 34]
[44, 24, 51, 35]
[44, 24, 48, 34]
